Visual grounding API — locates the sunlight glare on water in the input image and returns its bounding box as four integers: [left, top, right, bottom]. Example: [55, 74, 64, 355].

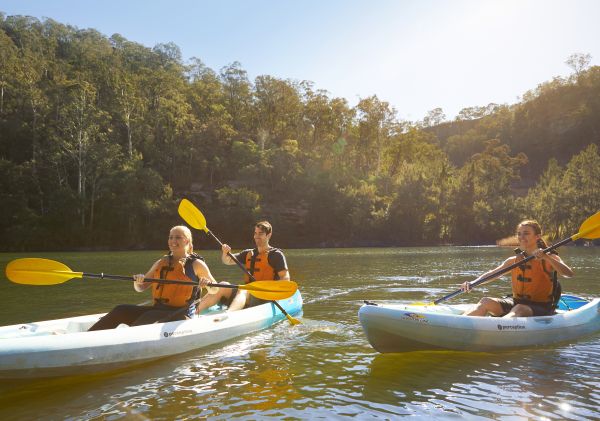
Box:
[0, 246, 599, 419]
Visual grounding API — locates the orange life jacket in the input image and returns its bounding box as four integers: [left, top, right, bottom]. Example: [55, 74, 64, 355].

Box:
[511, 254, 556, 303]
[152, 254, 200, 307]
[243, 247, 278, 283]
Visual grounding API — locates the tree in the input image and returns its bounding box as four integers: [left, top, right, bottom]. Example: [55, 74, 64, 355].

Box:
[143, 66, 195, 188]
[220, 61, 252, 135]
[110, 51, 145, 159]
[520, 159, 568, 240]
[561, 144, 600, 231]
[565, 53, 592, 78]
[422, 107, 446, 127]
[0, 29, 18, 114]
[2, 14, 600, 250]
[454, 140, 527, 242]
[355, 95, 397, 175]
[300, 85, 354, 175]
[54, 76, 110, 227]
[0, 159, 38, 250]
[267, 139, 304, 193]
[253, 75, 302, 149]
[455, 105, 499, 121]
[383, 129, 453, 244]
[214, 186, 261, 242]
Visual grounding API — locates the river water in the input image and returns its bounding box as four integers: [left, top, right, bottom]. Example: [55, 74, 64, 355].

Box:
[1, 246, 599, 420]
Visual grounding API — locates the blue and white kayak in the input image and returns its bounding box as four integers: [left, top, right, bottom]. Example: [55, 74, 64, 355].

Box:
[0, 291, 302, 379]
[359, 295, 600, 353]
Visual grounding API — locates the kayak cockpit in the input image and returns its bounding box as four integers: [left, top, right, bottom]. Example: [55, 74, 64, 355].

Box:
[0, 305, 228, 339]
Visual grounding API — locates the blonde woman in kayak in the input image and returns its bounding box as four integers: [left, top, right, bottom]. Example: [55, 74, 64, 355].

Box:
[461, 220, 574, 318]
[89, 225, 217, 330]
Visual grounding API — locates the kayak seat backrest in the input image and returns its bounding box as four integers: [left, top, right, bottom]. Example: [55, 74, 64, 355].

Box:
[556, 294, 590, 311]
[552, 278, 562, 311]
[551, 279, 562, 313]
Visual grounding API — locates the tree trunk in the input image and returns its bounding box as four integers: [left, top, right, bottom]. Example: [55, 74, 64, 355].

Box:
[90, 179, 96, 233]
[125, 110, 133, 159]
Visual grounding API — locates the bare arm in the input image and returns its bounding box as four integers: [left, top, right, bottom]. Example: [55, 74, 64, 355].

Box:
[133, 259, 162, 292]
[221, 244, 237, 265]
[462, 257, 515, 292]
[194, 259, 219, 294]
[534, 250, 574, 278]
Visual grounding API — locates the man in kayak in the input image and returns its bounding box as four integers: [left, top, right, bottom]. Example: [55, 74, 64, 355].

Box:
[194, 220, 290, 313]
[89, 226, 218, 330]
[461, 220, 574, 318]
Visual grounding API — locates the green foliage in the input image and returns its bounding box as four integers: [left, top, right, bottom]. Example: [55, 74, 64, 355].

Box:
[0, 14, 598, 250]
[214, 187, 261, 243]
[523, 145, 600, 241]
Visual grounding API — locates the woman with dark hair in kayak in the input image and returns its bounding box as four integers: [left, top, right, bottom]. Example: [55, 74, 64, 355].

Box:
[89, 225, 219, 330]
[461, 220, 574, 318]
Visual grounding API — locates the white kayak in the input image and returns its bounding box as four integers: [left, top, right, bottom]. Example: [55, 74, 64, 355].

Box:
[0, 291, 302, 379]
[359, 295, 600, 353]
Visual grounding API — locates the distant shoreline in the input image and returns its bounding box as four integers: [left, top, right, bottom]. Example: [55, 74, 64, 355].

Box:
[0, 241, 595, 254]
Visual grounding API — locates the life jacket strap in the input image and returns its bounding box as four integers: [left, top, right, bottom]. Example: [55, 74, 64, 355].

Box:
[183, 254, 203, 305]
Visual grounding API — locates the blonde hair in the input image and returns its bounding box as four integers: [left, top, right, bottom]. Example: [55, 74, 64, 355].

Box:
[170, 225, 194, 254]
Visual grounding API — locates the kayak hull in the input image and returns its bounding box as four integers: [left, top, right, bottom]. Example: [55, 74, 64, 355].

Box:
[0, 291, 302, 379]
[358, 298, 600, 353]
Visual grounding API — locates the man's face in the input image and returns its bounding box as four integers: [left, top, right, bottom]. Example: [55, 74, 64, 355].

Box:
[254, 227, 271, 246]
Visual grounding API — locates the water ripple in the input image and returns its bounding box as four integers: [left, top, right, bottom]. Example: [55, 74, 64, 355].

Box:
[1, 247, 599, 419]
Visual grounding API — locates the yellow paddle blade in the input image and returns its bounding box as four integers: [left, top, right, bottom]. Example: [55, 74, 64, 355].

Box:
[573, 211, 600, 240]
[239, 280, 298, 301]
[5, 258, 83, 285]
[178, 199, 208, 232]
[284, 313, 302, 325]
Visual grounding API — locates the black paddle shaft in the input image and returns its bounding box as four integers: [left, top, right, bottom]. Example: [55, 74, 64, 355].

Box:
[434, 236, 574, 305]
[82, 272, 194, 285]
[82, 272, 240, 288]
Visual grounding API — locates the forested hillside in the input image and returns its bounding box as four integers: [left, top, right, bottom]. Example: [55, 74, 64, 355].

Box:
[1, 14, 599, 250]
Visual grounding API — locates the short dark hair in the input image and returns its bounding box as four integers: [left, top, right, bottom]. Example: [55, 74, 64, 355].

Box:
[255, 221, 272, 235]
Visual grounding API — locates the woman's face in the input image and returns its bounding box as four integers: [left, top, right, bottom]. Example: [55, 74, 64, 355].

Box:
[516, 225, 540, 249]
[168, 228, 189, 252]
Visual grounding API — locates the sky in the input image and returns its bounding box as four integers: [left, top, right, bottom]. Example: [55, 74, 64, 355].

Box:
[2, 0, 599, 121]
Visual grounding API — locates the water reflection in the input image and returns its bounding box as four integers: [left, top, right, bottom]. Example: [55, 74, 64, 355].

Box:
[0, 247, 599, 419]
[361, 343, 600, 419]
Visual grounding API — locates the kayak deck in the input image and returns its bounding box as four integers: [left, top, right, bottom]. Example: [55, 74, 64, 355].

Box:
[0, 303, 229, 339]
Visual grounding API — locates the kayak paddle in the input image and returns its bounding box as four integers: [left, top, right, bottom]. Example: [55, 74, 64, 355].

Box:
[434, 210, 600, 305]
[5, 257, 298, 301]
[178, 198, 301, 325]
